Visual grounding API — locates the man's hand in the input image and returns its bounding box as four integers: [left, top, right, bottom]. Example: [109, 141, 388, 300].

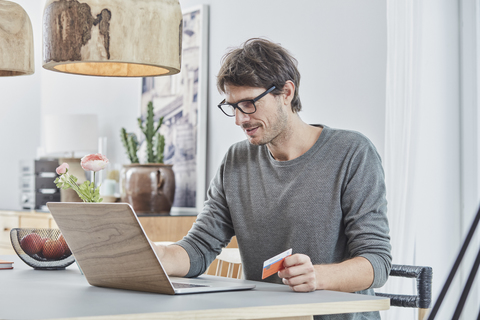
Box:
[149, 239, 166, 259]
[278, 254, 374, 293]
[277, 254, 317, 292]
[148, 239, 190, 277]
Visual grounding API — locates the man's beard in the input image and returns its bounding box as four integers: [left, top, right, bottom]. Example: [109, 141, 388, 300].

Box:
[243, 101, 289, 146]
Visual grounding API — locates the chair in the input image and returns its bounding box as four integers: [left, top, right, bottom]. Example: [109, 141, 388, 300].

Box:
[213, 248, 243, 279]
[376, 264, 433, 320]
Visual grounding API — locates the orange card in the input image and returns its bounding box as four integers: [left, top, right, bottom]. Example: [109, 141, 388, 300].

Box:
[261, 248, 292, 279]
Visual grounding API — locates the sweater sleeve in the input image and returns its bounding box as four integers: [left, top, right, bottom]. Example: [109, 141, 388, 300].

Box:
[341, 138, 392, 289]
[175, 156, 235, 278]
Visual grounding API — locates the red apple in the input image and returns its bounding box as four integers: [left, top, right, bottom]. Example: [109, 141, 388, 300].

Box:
[20, 233, 43, 255]
[42, 239, 65, 259]
[57, 234, 71, 255]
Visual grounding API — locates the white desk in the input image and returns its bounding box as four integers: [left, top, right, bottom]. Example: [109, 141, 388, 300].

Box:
[0, 255, 389, 320]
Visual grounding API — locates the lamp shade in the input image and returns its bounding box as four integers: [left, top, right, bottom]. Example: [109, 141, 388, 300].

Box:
[0, 0, 34, 76]
[42, 0, 183, 77]
[44, 114, 98, 157]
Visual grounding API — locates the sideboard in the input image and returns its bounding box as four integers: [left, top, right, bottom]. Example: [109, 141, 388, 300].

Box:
[0, 210, 58, 255]
[0, 210, 237, 276]
[0, 210, 202, 255]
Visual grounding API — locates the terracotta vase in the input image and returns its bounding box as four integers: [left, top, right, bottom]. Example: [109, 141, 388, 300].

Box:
[120, 164, 175, 215]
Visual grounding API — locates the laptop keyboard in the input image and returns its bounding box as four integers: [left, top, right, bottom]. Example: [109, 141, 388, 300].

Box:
[172, 282, 209, 289]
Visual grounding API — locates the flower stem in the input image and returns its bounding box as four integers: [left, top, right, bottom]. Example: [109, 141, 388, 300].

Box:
[66, 174, 89, 202]
[57, 170, 102, 203]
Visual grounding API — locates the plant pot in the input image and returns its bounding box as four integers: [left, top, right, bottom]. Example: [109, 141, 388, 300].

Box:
[120, 164, 175, 215]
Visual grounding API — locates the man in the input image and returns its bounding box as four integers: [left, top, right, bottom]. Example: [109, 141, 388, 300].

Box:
[154, 38, 391, 320]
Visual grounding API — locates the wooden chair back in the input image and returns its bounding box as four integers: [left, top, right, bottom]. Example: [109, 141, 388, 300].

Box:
[213, 248, 243, 279]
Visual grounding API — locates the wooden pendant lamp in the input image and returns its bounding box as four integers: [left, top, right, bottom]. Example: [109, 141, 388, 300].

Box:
[0, 1, 35, 76]
[42, 0, 183, 77]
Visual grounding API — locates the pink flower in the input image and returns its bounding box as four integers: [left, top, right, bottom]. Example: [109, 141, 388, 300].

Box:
[80, 153, 109, 172]
[56, 163, 69, 175]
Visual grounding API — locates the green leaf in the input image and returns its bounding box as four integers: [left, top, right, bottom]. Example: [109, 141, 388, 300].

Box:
[54, 172, 104, 203]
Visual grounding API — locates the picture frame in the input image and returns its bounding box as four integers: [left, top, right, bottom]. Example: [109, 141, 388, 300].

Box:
[140, 5, 209, 215]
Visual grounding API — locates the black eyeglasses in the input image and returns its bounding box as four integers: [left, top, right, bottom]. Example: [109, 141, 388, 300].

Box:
[218, 86, 276, 117]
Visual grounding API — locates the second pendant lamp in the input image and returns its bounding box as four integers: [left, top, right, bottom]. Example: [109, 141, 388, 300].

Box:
[42, 0, 183, 77]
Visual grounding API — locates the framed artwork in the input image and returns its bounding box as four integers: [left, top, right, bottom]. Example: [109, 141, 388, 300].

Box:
[140, 5, 209, 215]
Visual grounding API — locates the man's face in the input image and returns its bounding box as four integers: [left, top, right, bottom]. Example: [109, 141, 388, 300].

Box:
[224, 85, 289, 146]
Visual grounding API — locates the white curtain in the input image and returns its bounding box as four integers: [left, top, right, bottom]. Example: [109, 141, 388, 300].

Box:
[380, 1, 422, 319]
[459, 0, 480, 316]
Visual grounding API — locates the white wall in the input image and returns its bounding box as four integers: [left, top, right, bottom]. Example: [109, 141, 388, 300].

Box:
[459, 0, 480, 316]
[0, 0, 42, 211]
[40, 68, 141, 163]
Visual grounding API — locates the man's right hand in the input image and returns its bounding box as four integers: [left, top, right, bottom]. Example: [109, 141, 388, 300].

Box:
[149, 240, 190, 277]
[150, 240, 166, 259]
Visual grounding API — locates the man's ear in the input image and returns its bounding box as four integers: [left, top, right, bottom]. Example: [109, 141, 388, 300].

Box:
[282, 80, 295, 106]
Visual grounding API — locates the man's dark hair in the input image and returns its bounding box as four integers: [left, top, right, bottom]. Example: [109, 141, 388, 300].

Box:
[217, 38, 302, 113]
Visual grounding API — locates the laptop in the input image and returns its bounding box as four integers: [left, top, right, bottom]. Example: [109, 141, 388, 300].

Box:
[46, 202, 255, 295]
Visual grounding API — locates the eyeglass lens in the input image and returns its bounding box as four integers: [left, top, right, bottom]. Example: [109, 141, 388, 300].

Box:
[222, 100, 255, 116]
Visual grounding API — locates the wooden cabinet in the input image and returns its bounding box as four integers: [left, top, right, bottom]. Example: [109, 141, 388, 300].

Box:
[0, 211, 237, 256]
[0, 211, 58, 255]
[18, 212, 58, 229]
[138, 216, 197, 242]
[0, 211, 18, 255]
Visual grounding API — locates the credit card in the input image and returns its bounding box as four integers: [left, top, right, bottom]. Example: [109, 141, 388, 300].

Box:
[261, 248, 292, 279]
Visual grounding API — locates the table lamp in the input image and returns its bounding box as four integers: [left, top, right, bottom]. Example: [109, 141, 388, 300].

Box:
[43, 114, 98, 202]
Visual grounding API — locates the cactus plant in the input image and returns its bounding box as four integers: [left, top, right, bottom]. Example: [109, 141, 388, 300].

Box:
[120, 101, 165, 163]
[120, 128, 139, 163]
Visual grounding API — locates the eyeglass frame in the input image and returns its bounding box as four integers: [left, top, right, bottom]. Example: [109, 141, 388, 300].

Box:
[217, 85, 276, 117]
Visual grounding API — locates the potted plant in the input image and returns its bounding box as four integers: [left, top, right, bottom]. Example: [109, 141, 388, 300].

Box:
[119, 101, 175, 215]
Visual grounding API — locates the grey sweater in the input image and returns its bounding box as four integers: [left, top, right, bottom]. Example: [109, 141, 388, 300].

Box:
[177, 125, 391, 320]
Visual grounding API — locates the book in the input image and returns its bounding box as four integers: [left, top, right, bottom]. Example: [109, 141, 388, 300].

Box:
[0, 259, 14, 270]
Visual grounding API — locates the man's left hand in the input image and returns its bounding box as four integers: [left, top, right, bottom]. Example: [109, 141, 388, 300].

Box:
[277, 254, 317, 292]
